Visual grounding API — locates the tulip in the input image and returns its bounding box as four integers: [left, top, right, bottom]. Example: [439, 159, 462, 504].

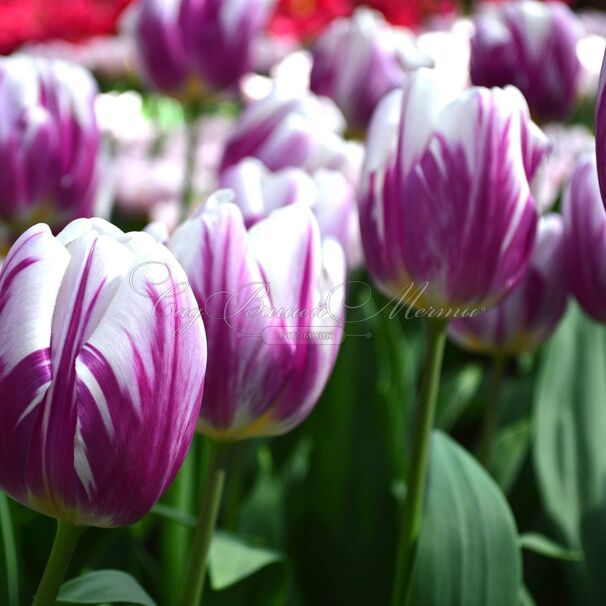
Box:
[0, 218, 206, 527]
[310, 8, 432, 132]
[171, 193, 345, 606]
[470, 0, 582, 122]
[449, 213, 567, 355]
[0, 218, 206, 604]
[219, 157, 362, 267]
[360, 69, 545, 315]
[219, 89, 359, 178]
[131, 0, 274, 96]
[0, 55, 100, 231]
[563, 154, 606, 324]
[595, 48, 606, 207]
[169, 191, 345, 440]
[363, 70, 547, 606]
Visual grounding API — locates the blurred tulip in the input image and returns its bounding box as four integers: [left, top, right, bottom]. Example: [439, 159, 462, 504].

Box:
[310, 8, 432, 131]
[449, 213, 567, 355]
[596, 48, 606, 207]
[360, 69, 546, 313]
[168, 192, 345, 440]
[533, 123, 593, 212]
[563, 155, 606, 324]
[220, 157, 362, 267]
[470, 0, 582, 122]
[220, 89, 358, 179]
[131, 0, 274, 95]
[0, 218, 206, 527]
[0, 55, 101, 230]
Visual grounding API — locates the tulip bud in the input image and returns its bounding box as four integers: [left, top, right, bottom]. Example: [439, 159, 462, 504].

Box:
[470, 0, 582, 122]
[0, 56, 100, 230]
[449, 214, 567, 355]
[563, 154, 606, 324]
[220, 89, 355, 177]
[360, 69, 545, 313]
[310, 8, 432, 132]
[131, 0, 274, 96]
[0, 219, 206, 527]
[168, 192, 345, 440]
[219, 157, 362, 268]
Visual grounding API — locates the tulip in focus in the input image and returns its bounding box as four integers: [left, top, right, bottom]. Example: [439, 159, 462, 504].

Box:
[595, 48, 606, 207]
[220, 89, 360, 179]
[0, 218, 206, 527]
[449, 214, 567, 355]
[563, 155, 606, 324]
[220, 157, 362, 267]
[131, 0, 274, 96]
[310, 8, 432, 131]
[470, 0, 582, 122]
[360, 69, 546, 314]
[0, 55, 101, 232]
[168, 192, 345, 440]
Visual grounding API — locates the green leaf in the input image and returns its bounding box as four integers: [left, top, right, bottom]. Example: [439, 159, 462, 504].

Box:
[436, 364, 483, 431]
[533, 304, 606, 547]
[0, 493, 19, 606]
[408, 431, 521, 606]
[150, 503, 196, 527]
[491, 417, 531, 493]
[57, 570, 156, 605]
[518, 586, 536, 606]
[208, 532, 283, 591]
[519, 533, 582, 562]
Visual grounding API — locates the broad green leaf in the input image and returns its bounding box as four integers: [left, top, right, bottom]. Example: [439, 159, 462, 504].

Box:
[208, 532, 283, 591]
[519, 533, 582, 562]
[57, 570, 156, 605]
[0, 493, 18, 606]
[534, 304, 606, 546]
[408, 431, 521, 606]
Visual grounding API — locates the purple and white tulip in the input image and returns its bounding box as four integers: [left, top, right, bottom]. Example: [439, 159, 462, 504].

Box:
[168, 192, 345, 440]
[219, 89, 359, 179]
[360, 68, 546, 313]
[563, 155, 606, 324]
[470, 0, 582, 122]
[0, 56, 100, 229]
[131, 0, 274, 96]
[595, 48, 606, 208]
[219, 157, 362, 268]
[0, 218, 206, 527]
[310, 8, 432, 132]
[449, 213, 567, 355]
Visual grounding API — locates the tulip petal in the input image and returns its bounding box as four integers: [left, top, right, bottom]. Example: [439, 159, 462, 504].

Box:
[0, 224, 69, 501]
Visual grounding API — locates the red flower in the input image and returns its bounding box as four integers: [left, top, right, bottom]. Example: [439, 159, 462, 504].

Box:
[269, 0, 458, 41]
[0, 0, 133, 55]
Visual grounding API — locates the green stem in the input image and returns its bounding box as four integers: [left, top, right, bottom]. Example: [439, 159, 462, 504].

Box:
[478, 355, 507, 468]
[392, 318, 448, 606]
[180, 112, 200, 222]
[32, 519, 83, 606]
[180, 439, 230, 606]
[161, 442, 197, 603]
[0, 492, 19, 606]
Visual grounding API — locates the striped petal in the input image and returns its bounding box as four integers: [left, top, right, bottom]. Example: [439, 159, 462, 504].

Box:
[0, 224, 69, 500]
